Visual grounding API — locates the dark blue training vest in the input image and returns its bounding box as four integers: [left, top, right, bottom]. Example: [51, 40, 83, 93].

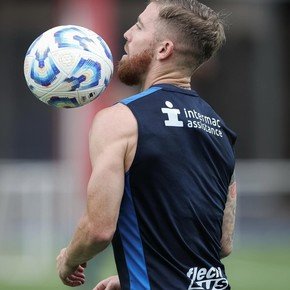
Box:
[113, 84, 236, 290]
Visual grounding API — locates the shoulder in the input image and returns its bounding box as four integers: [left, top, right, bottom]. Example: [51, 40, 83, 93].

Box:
[90, 103, 137, 142]
[199, 98, 237, 145]
[89, 103, 138, 171]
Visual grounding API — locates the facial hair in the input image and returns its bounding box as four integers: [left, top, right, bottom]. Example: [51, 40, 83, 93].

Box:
[117, 48, 154, 86]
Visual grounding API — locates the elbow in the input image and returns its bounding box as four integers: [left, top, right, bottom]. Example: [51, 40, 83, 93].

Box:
[220, 244, 233, 259]
[90, 231, 114, 246]
[87, 223, 115, 246]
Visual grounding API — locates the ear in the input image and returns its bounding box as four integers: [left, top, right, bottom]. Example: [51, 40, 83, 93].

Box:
[156, 40, 174, 60]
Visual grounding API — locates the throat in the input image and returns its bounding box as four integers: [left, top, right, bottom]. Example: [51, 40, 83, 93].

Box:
[140, 66, 192, 91]
[143, 76, 191, 91]
[154, 79, 192, 90]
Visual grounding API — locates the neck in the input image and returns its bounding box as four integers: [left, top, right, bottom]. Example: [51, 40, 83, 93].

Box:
[140, 66, 191, 91]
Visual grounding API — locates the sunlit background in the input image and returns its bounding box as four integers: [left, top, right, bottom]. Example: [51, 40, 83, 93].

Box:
[0, 0, 289, 289]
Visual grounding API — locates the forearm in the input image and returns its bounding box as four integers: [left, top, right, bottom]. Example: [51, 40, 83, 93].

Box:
[65, 214, 111, 267]
[220, 220, 234, 259]
[220, 181, 237, 259]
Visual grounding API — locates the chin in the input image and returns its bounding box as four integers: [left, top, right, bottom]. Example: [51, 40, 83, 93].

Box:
[121, 54, 128, 60]
[117, 48, 153, 86]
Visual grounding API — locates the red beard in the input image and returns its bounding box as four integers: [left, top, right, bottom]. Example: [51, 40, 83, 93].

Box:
[117, 49, 153, 86]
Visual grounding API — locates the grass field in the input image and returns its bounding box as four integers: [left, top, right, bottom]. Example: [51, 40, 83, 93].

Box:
[0, 246, 289, 290]
[224, 246, 290, 290]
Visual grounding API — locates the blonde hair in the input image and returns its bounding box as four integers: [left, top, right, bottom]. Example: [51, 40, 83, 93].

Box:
[150, 0, 226, 70]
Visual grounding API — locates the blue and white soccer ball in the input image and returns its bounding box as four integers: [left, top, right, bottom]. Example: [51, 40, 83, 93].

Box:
[24, 25, 113, 108]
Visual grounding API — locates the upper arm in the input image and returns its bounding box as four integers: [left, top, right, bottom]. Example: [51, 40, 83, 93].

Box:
[86, 103, 137, 238]
[220, 172, 237, 258]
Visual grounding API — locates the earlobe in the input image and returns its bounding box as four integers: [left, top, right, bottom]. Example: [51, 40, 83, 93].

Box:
[157, 41, 174, 60]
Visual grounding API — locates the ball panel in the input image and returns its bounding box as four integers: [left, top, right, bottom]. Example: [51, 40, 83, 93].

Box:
[41, 91, 80, 108]
[24, 53, 66, 98]
[50, 55, 101, 93]
[68, 57, 101, 90]
[85, 30, 114, 72]
[77, 85, 107, 106]
[54, 26, 94, 51]
[50, 48, 81, 75]
[31, 48, 61, 87]
[24, 56, 53, 98]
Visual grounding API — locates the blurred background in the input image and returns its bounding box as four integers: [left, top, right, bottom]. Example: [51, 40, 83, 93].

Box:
[0, 0, 289, 289]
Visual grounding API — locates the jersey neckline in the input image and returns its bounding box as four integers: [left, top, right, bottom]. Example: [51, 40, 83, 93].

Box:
[151, 83, 199, 97]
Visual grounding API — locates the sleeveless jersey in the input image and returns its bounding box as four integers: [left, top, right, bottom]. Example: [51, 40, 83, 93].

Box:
[112, 84, 236, 290]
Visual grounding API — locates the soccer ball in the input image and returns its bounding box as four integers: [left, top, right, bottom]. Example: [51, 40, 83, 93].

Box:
[23, 25, 113, 108]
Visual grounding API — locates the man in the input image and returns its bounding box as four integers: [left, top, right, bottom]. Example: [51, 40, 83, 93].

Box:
[57, 1, 237, 289]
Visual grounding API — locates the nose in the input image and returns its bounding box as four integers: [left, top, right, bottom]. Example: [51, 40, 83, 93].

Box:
[123, 31, 128, 41]
[123, 26, 132, 42]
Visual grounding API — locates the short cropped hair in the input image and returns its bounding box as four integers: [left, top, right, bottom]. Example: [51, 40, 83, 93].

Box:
[150, 0, 226, 70]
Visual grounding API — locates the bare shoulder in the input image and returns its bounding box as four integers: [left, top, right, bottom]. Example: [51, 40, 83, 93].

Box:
[89, 103, 138, 171]
[90, 103, 137, 139]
